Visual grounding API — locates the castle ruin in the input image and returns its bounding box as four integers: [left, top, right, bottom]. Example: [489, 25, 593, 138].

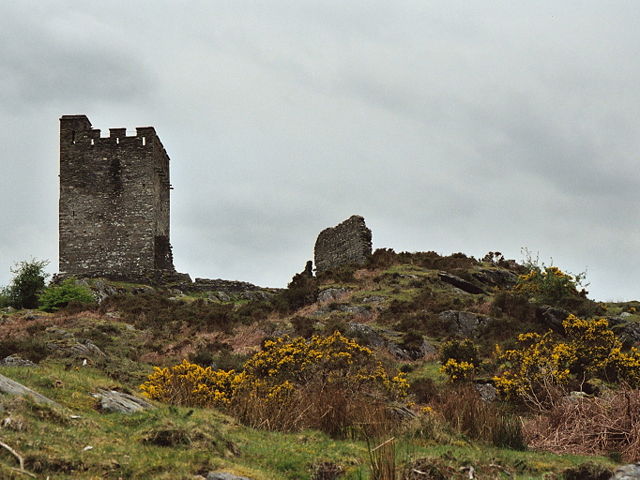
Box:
[59, 115, 186, 284]
[314, 215, 372, 273]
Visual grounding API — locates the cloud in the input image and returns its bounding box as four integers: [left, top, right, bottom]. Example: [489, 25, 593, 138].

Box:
[0, 2, 639, 300]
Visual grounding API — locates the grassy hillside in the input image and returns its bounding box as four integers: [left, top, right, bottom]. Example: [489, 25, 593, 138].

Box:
[0, 249, 636, 479]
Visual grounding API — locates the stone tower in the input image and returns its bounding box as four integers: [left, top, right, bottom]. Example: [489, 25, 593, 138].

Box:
[59, 115, 182, 283]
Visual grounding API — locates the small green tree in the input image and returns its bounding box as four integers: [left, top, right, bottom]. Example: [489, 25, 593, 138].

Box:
[3, 259, 49, 309]
[38, 278, 95, 312]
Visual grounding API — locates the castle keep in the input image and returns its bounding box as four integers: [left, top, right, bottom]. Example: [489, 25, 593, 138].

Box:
[59, 115, 181, 283]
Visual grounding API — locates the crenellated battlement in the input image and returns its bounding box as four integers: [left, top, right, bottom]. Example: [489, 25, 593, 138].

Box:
[58, 114, 183, 284]
[60, 115, 161, 148]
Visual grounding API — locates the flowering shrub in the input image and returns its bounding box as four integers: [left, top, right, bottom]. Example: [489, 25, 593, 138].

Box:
[439, 339, 479, 382]
[494, 314, 640, 407]
[514, 265, 586, 306]
[440, 359, 476, 382]
[140, 360, 236, 408]
[141, 332, 408, 435]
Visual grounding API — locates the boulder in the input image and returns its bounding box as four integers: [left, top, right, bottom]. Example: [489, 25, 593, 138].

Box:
[207, 473, 253, 480]
[346, 323, 435, 360]
[360, 295, 386, 304]
[92, 389, 154, 414]
[437, 310, 494, 337]
[346, 322, 386, 348]
[317, 288, 350, 303]
[474, 383, 497, 402]
[0, 373, 59, 406]
[438, 273, 486, 295]
[472, 268, 518, 288]
[608, 318, 640, 347]
[0, 355, 35, 367]
[47, 339, 106, 360]
[536, 305, 569, 332]
[612, 464, 640, 480]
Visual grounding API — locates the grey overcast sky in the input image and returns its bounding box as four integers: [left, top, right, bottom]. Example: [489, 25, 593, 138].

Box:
[0, 1, 638, 301]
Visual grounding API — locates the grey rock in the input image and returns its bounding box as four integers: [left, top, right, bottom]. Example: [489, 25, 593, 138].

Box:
[610, 321, 640, 347]
[346, 323, 434, 360]
[48, 339, 106, 359]
[67, 341, 106, 358]
[611, 464, 640, 479]
[346, 323, 387, 348]
[207, 473, 253, 480]
[81, 279, 117, 304]
[240, 290, 272, 301]
[92, 389, 154, 414]
[0, 373, 59, 406]
[45, 327, 75, 339]
[474, 383, 497, 402]
[419, 339, 437, 357]
[314, 303, 371, 318]
[472, 268, 518, 288]
[438, 272, 486, 295]
[438, 310, 494, 337]
[318, 288, 350, 303]
[214, 291, 231, 302]
[360, 295, 386, 304]
[536, 305, 569, 332]
[621, 312, 633, 318]
[0, 355, 35, 367]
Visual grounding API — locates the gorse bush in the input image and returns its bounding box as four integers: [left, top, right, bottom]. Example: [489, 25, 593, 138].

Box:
[140, 332, 408, 436]
[140, 360, 237, 408]
[514, 263, 586, 307]
[439, 339, 479, 382]
[494, 314, 640, 408]
[38, 278, 95, 312]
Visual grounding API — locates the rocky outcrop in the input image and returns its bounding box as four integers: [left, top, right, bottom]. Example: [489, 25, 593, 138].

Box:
[207, 473, 254, 480]
[45, 327, 106, 360]
[607, 316, 640, 347]
[612, 464, 640, 479]
[317, 288, 350, 303]
[314, 216, 372, 274]
[438, 273, 486, 295]
[92, 389, 154, 414]
[0, 355, 35, 367]
[438, 310, 495, 337]
[0, 373, 59, 406]
[346, 323, 435, 360]
[472, 268, 518, 288]
[536, 305, 570, 332]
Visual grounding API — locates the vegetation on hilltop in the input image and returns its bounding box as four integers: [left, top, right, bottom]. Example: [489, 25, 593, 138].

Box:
[0, 249, 638, 478]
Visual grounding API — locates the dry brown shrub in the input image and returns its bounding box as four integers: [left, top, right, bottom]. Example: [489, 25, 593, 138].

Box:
[435, 385, 525, 449]
[524, 389, 640, 461]
[233, 380, 396, 437]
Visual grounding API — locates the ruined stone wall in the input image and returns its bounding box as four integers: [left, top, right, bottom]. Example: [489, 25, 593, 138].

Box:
[59, 115, 177, 283]
[314, 215, 372, 273]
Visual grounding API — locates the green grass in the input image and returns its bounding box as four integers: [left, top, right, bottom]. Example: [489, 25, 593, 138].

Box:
[0, 362, 617, 479]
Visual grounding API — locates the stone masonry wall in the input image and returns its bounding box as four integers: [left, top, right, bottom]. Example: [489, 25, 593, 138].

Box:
[314, 215, 372, 274]
[59, 115, 178, 283]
